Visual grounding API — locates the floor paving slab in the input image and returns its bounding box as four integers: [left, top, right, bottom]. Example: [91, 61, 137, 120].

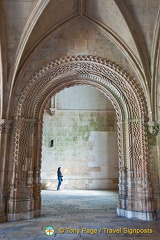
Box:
[0, 190, 159, 239]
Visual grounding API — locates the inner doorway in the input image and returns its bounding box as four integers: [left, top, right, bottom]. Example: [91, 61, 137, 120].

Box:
[41, 85, 119, 191]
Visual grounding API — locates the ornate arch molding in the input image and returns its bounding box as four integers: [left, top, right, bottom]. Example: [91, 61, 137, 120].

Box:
[16, 55, 147, 118]
[7, 56, 157, 221]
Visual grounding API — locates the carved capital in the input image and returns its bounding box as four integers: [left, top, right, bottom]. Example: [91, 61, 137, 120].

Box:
[148, 122, 159, 136]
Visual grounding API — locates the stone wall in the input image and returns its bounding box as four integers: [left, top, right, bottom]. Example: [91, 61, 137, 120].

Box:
[22, 19, 137, 89]
[41, 86, 118, 190]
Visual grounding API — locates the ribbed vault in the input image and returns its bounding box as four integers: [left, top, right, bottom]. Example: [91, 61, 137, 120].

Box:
[6, 0, 159, 121]
[0, 0, 159, 125]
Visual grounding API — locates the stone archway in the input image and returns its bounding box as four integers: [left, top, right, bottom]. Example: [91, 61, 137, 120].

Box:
[7, 56, 156, 221]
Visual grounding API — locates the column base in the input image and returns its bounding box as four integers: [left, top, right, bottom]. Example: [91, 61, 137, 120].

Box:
[117, 208, 157, 221]
[7, 209, 41, 222]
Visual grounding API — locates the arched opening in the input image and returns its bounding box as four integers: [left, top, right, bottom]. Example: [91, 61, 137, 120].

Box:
[41, 85, 118, 191]
[41, 84, 119, 222]
[7, 56, 156, 221]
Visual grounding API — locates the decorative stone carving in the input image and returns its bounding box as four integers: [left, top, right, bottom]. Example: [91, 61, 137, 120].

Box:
[9, 56, 155, 221]
[0, 123, 11, 133]
[148, 121, 159, 135]
[49, 108, 56, 115]
[16, 56, 148, 120]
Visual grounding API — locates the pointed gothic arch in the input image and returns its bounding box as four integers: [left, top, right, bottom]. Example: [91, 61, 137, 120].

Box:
[7, 55, 157, 221]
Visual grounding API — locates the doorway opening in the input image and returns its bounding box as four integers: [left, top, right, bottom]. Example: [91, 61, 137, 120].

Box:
[41, 85, 119, 219]
[8, 56, 155, 222]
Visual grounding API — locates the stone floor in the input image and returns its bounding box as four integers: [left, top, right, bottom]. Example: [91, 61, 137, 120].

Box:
[0, 190, 160, 240]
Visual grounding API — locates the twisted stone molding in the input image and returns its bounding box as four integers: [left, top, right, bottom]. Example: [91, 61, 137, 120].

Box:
[16, 56, 149, 174]
[16, 55, 148, 119]
[9, 56, 156, 221]
[11, 118, 43, 187]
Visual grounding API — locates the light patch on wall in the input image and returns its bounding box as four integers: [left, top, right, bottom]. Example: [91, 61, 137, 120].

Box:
[54, 174, 57, 179]
[63, 168, 68, 174]
[47, 182, 52, 187]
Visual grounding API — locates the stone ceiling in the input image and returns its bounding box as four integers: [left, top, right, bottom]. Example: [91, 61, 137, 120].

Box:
[0, 0, 160, 120]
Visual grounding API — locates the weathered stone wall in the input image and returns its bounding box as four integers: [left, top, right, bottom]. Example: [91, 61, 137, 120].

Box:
[19, 19, 137, 97]
[41, 86, 118, 190]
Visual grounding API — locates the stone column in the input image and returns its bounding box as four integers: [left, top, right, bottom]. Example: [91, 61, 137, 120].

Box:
[7, 119, 41, 221]
[117, 118, 157, 220]
[32, 120, 43, 214]
[116, 120, 127, 214]
[148, 121, 160, 219]
[0, 120, 12, 223]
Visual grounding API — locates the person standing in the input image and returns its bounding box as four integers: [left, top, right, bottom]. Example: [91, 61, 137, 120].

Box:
[57, 167, 63, 190]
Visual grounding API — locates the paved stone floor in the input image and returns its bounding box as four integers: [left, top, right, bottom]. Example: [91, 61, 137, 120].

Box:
[0, 190, 160, 240]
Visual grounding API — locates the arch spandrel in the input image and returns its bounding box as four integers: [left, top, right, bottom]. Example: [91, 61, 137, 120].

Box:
[7, 56, 157, 221]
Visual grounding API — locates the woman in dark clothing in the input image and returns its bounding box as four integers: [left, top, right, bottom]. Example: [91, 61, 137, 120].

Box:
[57, 167, 63, 190]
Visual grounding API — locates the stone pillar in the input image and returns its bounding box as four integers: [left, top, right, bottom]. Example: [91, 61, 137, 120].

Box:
[148, 121, 160, 219]
[32, 120, 43, 214]
[0, 120, 12, 223]
[116, 121, 127, 212]
[7, 119, 41, 221]
[117, 119, 157, 220]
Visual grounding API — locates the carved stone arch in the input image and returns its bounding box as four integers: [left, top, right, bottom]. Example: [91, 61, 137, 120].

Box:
[7, 56, 157, 221]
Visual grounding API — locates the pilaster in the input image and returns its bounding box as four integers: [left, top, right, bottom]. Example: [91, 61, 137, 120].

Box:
[0, 120, 12, 222]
